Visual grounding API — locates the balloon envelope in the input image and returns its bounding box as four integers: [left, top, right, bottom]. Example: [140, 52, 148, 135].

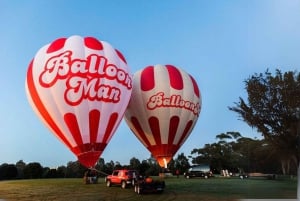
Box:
[125, 64, 201, 167]
[26, 35, 132, 168]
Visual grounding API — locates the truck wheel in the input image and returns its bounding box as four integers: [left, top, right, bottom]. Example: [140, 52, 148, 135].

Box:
[106, 180, 111, 187]
[121, 181, 127, 189]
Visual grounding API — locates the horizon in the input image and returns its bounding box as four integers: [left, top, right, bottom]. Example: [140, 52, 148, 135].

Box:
[1, 0, 300, 167]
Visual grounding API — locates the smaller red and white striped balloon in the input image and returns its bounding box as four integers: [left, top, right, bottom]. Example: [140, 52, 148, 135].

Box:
[125, 64, 201, 168]
[26, 35, 132, 168]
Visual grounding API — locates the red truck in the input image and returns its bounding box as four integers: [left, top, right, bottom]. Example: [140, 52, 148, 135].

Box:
[105, 169, 138, 189]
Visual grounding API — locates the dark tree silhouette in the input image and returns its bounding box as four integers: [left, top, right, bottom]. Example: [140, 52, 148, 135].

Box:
[229, 69, 300, 174]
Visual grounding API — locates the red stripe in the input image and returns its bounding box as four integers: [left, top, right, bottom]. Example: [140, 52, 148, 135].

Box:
[130, 117, 151, 148]
[140, 66, 155, 91]
[94, 142, 107, 151]
[148, 116, 162, 146]
[177, 120, 193, 146]
[148, 144, 180, 158]
[189, 75, 200, 98]
[26, 60, 73, 150]
[165, 65, 183, 90]
[102, 113, 118, 143]
[89, 109, 100, 144]
[46, 38, 66, 53]
[115, 49, 127, 64]
[84, 37, 103, 50]
[168, 116, 179, 145]
[64, 113, 84, 151]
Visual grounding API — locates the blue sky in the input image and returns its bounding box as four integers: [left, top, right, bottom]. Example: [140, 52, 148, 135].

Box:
[1, 0, 300, 168]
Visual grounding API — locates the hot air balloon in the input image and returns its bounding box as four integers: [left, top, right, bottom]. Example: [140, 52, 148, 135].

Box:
[25, 35, 132, 168]
[125, 64, 201, 168]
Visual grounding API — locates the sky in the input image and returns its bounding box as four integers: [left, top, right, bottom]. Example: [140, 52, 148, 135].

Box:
[1, 0, 300, 168]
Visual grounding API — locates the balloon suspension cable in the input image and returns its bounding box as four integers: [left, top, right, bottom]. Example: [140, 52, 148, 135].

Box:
[89, 167, 109, 176]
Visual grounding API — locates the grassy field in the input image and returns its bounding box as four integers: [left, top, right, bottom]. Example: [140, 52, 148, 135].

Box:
[0, 176, 297, 201]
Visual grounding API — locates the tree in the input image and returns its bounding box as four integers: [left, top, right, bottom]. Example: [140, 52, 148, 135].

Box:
[66, 161, 86, 178]
[139, 160, 150, 176]
[42, 167, 50, 178]
[104, 160, 115, 175]
[229, 69, 300, 174]
[233, 137, 282, 173]
[114, 161, 122, 170]
[0, 164, 18, 180]
[190, 132, 240, 173]
[16, 160, 26, 179]
[129, 157, 141, 170]
[191, 132, 282, 174]
[56, 166, 67, 178]
[139, 157, 160, 176]
[95, 158, 105, 171]
[173, 153, 190, 174]
[44, 168, 58, 178]
[23, 162, 43, 179]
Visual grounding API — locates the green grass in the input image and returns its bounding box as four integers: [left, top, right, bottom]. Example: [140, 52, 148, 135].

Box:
[0, 176, 297, 201]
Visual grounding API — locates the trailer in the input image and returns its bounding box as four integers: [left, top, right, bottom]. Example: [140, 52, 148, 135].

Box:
[134, 177, 165, 194]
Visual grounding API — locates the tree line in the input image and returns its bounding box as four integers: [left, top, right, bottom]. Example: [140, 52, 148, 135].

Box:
[1, 69, 299, 180]
[0, 131, 296, 181]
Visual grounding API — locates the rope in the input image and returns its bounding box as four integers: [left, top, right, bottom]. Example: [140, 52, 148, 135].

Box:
[89, 168, 109, 176]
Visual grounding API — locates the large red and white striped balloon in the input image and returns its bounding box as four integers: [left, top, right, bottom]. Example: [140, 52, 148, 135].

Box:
[125, 64, 201, 168]
[25, 35, 132, 168]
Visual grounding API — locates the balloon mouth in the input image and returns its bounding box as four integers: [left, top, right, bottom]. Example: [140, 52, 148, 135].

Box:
[156, 156, 172, 168]
[77, 151, 102, 168]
